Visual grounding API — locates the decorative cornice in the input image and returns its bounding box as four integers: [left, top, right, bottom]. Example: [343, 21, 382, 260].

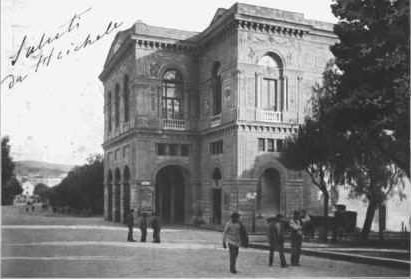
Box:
[234, 19, 307, 38]
[134, 37, 198, 53]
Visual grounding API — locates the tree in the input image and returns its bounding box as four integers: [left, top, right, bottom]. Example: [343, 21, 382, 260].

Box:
[2, 136, 15, 187]
[281, 62, 345, 241]
[33, 183, 50, 202]
[50, 154, 103, 214]
[334, 133, 404, 240]
[330, 0, 410, 177]
[2, 177, 22, 205]
[1, 136, 21, 205]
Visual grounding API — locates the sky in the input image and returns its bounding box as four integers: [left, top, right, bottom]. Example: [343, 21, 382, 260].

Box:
[1, 0, 337, 165]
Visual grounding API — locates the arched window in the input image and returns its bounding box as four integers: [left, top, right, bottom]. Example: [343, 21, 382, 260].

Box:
[115, 83, 120, 127]
[258, 54, 287, 112]
[123, 75, 129, 122]
[212, 62, 222, 115]
[162, 69, 184, 119]
[107, 91, 112, 132]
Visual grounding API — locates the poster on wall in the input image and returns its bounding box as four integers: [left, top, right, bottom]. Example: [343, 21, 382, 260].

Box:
[140, 187, 153, 213]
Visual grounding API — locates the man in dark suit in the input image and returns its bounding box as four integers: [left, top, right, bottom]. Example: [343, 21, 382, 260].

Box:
[139, 212, 148, 242]
[267, 214, 287, 267]
[126, 209, 136, 242]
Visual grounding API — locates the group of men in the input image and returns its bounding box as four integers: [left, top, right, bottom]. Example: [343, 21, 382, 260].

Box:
[222, 210, 311, 273]
[125, 208, 311, 274]
[125, 209, 161, 243]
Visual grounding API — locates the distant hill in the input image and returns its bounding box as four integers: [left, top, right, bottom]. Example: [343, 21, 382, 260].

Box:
[15, 160, 75, 178]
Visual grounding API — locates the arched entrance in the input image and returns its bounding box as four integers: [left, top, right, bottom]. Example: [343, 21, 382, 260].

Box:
[211, 168, 222, 224]
[155, 165, 186, 224]
[114, 168, 121, 222]
[123, 166, 130, 222]
[257, 168, 281, 216]
[107, 170, 113, 221]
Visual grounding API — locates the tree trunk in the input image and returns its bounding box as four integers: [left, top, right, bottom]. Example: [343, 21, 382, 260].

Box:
[378, 204, 386, 240]
[320, 190, 329, 242]
[361, 200, 377, 240]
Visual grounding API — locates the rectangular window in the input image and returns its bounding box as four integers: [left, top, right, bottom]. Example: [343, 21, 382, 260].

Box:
[122, 145, 129, 159]
[169, 144, 178, 156]
[181, 144, 190, 156]
[276, 139, 284, 152]
[258, 138, 265, 152]
[115, 149, 120, 160]
[262, 78, 278, 110]
[210, 140, 223, 155]
[157, 143, 166, 156]
[267, 139, 274, 152]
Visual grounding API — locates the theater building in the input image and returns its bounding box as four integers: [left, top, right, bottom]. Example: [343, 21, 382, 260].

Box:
[99, 3, 337, 229]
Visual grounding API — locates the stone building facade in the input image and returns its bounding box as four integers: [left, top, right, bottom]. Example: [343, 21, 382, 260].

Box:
[99, 3, 337, 229]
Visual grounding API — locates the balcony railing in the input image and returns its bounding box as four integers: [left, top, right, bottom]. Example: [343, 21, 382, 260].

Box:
[257, 110, 283, 123]
[210, 114, 221, 128]
[162, 119, 186, 130]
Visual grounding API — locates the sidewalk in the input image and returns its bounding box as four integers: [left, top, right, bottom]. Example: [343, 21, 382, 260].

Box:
[248, 234, 410, 269]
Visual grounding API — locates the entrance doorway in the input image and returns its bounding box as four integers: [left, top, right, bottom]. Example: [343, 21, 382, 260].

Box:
[257, 168, 281, 216]
[212, 188, 222, 224]
[155, 165, 186, 224]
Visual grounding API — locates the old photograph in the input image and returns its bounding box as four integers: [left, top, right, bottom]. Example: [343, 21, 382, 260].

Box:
[1, 0, 410, 278]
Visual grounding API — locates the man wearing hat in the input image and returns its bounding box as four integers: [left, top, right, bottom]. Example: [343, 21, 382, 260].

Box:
[125, 209, 136, 242]
[289, 210, 303, 266]
[267, 214, 287, 267]
[223, 212, 246, 274]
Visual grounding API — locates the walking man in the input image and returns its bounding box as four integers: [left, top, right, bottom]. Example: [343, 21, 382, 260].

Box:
[126, 209, 136, 242]
[139, 212, 148, 242]
[223, 212, 244, 274]
[289, 210, 303, 266]
[267, 214, 287, 268]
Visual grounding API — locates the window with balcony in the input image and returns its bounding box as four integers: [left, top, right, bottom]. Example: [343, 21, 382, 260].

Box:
[261, 78, 278, 111]
[258, 53, 288, 113]
[107, 91, 112, 132]
[123, 75, 129, 122]
[212, 62, 222, 116]
[114, 83, 120, 128]
[162, 70, 184, 120]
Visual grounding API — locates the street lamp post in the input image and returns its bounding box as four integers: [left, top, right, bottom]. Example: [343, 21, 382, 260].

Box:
[246, 192, 257, 233]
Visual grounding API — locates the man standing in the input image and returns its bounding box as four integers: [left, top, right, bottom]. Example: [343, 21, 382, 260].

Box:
[126, 209, 136, 242]
[139, 212, 148, 242]
[267, 214, 287, 268]
[300, 209, 313, 240]
[289, 210, 303, 266]
[150, 214, 161, 243]
[222, 212, 242, 274]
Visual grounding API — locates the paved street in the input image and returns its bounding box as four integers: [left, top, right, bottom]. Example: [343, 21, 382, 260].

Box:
[2, 207, 409, 278]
